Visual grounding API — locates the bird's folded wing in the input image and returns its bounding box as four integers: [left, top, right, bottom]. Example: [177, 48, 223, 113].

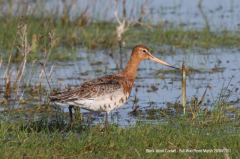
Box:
[49, 75, 125, 102]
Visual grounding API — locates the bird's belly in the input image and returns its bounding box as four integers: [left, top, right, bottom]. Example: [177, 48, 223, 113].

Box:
[73, 91, 130, 112]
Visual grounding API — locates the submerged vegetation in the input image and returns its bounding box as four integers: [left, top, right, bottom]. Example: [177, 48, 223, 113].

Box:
[0, 0, 240, 158]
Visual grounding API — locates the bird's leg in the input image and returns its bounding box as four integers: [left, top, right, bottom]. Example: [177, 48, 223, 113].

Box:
[68, 105, 74, 125]
[61, 105, 74, 132]
[105, 112, 109, 126]
[102, 112, 110, 132]
[87, 111, 93, 122]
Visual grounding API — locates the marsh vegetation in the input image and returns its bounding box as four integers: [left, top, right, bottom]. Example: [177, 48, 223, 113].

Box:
[0, 0, 239, 158]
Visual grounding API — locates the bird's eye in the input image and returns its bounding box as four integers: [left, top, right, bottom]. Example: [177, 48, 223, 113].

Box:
[143, 49, 146, 53]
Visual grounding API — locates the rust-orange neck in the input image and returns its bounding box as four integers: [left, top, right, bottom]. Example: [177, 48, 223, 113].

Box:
[116, 53, 142, 84]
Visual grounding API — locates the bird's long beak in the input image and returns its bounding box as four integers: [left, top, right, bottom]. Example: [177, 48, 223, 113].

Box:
[149, 55, 179, 69]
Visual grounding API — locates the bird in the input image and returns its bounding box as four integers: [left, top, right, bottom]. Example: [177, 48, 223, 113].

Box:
[50, 45, 179, 128]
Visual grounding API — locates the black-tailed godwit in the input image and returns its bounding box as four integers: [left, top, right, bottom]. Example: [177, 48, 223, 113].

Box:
[50, 45, 178, 127]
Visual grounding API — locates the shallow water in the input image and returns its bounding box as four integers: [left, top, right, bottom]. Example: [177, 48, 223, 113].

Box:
[29, 0, 240, 30]
[1, 45, 240, 126]
[1, 0, 240, 126]
[4, 46, 235, 126]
